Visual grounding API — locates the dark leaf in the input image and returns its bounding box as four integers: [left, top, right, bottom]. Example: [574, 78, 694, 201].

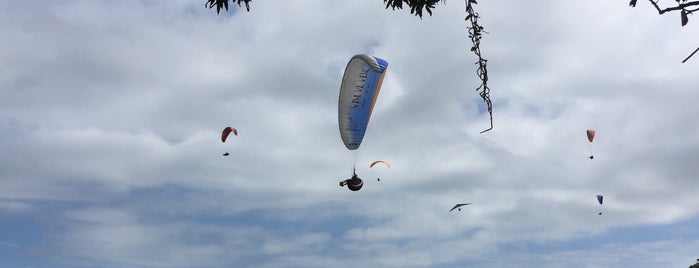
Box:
[205, 0, 252, 14]
[681, 9, 689, 26]
[629, 0, 637, 7]
[382, 0, 443, 18]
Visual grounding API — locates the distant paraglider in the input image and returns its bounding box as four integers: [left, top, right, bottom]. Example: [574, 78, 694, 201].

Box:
[370, 160, 391, 181]
[222, 127, 238, 142]
[596, 194, 604, 215]
[221, 126, 237, 156]
[369, 160, 391, 169]
[586, 130, 596, 159]
[450, 203, 472, 212]
[337, 54, 388, 191]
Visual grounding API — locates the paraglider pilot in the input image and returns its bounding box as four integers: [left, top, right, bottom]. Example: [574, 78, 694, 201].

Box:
[339, 171, 364, 191]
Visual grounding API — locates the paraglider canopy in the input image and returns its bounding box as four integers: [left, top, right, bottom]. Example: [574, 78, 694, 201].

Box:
[586, 130, 596, 143]
[449, 203, 472, 212]
[596, 194, 603, 205]
[369, 160, 391, 169]
[222, 127, 238, 142]
[338, 54, 388, 150]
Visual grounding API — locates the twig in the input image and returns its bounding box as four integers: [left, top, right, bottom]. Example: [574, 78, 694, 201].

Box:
[682, 46, 699, 63]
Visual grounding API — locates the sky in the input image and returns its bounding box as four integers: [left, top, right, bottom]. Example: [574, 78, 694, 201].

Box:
[1, 0, 699, 267]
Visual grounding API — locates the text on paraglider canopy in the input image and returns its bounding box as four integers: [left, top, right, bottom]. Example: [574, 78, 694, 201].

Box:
[351, 67, 369, 108]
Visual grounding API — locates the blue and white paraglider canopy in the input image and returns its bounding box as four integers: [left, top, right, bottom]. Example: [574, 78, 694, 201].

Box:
[338, 54, 388, 151]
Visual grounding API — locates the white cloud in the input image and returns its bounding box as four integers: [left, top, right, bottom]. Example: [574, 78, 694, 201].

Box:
[1, 0, 699, 267]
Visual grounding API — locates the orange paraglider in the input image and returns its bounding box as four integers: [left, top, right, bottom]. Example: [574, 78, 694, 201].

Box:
[369, 160, 391, 181]
[586, 130, 595, 143]
[586, 130, 596, 159]
[369, 160, 391, 169]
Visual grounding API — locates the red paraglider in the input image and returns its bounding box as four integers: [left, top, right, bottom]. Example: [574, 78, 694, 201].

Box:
[222, 127, 238, 143]
[586, 130, 596, 159]
[221, 127, 237, 156]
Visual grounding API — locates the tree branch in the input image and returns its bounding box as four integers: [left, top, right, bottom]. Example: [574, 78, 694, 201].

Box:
[635, 1, 699, 61]
[465, 0, 493, 134]
[648, 0, 699, 14]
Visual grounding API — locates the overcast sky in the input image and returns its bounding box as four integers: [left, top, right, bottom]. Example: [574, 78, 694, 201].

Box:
[2, 0, 699, 267]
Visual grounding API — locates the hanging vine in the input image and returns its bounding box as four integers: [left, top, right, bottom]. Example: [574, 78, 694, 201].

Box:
[465, 0, 493, 133]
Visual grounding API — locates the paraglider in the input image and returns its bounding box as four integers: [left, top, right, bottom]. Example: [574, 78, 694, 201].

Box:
[450, 203, 472, 212]
[339, 171, 364, 191]
[337, 54, 388, 191]
[586, 129, 596, 159]
[222, 127, 237, 142]
[596, 194, 604, 215]
[221, 126, 237, 156]
[369, 160, 391, 181]
[338, 54, 388, 151]
[369, 160, 391, 169]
